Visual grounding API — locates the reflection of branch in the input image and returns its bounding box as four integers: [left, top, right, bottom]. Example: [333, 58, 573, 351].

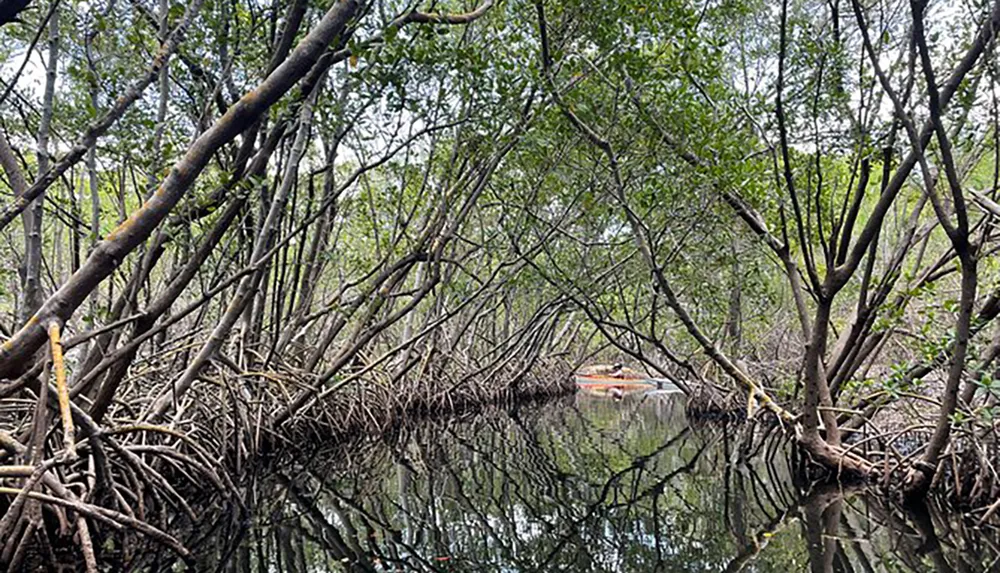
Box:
[722, 507, 798, 573]
[435, 434, 537, 571]
[316, 479, 448, 572]
[723, 483, 863, 572]
[900, 500, 957, 572]
[277, 473, 374, 569]
[840, 518, 879, 571]
[537, 427, 696, 568]
[607, 429, 714, 509]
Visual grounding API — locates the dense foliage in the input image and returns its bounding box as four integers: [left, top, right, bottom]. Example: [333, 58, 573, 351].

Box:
[2, 0, 1000, 567]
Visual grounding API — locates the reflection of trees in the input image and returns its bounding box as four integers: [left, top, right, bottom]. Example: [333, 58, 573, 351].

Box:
[719, 481, 1000, 573]
[240, 395, 791, 571]
[169, 396, 1000, 572]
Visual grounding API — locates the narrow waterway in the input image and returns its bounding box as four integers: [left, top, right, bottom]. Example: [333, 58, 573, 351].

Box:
[135, 391, 998, 572]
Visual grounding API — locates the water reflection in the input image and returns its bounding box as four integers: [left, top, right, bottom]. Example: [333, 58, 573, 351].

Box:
[186, 392, 1000, 572]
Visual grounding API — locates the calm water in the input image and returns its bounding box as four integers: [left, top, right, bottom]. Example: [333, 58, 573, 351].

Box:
[158, 391, 998, 572]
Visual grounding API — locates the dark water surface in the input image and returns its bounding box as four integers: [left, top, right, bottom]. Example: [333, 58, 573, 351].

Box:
[178, 391, 998, 572]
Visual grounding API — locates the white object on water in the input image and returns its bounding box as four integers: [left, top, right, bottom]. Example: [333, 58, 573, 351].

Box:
[647, 379, 684, 394]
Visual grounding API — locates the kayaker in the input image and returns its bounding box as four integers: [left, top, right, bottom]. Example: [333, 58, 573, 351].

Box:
[608, 362, 624, 378]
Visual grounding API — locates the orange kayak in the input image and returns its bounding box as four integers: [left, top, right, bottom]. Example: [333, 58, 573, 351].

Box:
[574, 374, 657, 395]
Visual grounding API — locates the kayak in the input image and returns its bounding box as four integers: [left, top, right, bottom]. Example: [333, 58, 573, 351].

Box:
[574, 374, 657, 396]
[574, 373, 685, 395]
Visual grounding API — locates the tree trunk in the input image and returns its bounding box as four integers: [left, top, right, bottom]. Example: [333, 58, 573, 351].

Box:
[0, 0, 360, 380]
[146, 89, 320, 421]
[22, 0, 59, 325]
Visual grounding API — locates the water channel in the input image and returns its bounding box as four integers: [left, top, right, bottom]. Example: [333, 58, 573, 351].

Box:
[130, 391, 999, 572]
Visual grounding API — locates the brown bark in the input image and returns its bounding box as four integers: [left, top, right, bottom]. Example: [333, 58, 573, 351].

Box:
[24, 1, 58, 321]
[0, 0, 207, 233]
[0, 0, 360, 380]
[146, 89, 320, 421]
[86, 124, 285, 423]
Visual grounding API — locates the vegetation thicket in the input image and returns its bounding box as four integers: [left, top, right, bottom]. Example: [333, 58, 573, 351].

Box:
[2, 0, 1000, 566]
